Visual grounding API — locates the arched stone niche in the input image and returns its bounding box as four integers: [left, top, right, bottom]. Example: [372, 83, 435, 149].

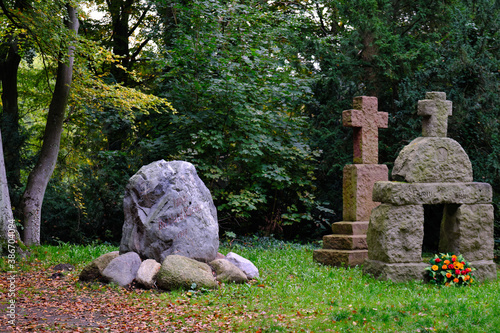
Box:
[363, 92, 497, 282]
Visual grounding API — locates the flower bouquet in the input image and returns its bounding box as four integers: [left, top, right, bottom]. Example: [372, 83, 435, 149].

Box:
[425, 253, 475, 286]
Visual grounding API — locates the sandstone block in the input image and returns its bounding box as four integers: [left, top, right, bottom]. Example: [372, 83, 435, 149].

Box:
[392, 137, 473, 183]
[313, 249, 368, 267]
[331, 221, 369, 235]
[373, 182, 492, 205]
[323, 234, 367, 250]
[343, 164, 388, 221]
[367, 204, 424, 263]
[439, 204, 495, 261]
[467, 260, 497, 282]
[363, 260, 427, 282]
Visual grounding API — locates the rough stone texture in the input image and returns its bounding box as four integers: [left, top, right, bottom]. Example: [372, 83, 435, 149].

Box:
[417, 92, 452, 137]
[363, 260, 427, 282]
[156, 255, 217, 291]
[79, 251, 119, 282]
[467, 260, 498, 282]
[323, 235, 367, 250]
[342, 96, 388, 164]
[343, 164, 388, 221]
[135, 259, 161, 289]
[120, 160, 219, 263]
[102, 252, 142, 287]
[367, 204, 424, 263]
[313, 249, 368, 267]
[373, 181, 492, 205]
[210, 259, 248, 283]
[392, 137, 473, 183]
[440, 204, 495, 261]
[225, 252, 259, 279]
[331, 221, 369, 235]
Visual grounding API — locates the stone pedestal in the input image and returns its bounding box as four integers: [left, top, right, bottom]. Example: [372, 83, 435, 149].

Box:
[363, 182, 497, 282]
[314, 96, 388, 267]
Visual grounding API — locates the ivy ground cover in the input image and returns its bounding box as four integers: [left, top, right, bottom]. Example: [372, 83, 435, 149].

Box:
[1, 240, 499, 332]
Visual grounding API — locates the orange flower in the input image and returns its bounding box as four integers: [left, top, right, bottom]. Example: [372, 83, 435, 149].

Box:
[446, 273, 452, 278]
[442, 265, 448, 270]
[453, 278, 459, 283]
[444, 260, 450, 265]
[464, 275, 470, 281]
[432, 265, 439, 271]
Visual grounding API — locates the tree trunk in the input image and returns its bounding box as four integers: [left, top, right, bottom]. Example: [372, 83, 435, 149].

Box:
[0, 125, 23, 252]
[20, 5, 79, 246]
[0, 35, 22, 188]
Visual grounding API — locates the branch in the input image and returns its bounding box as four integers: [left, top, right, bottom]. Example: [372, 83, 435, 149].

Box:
[130, 36, 151, 64]
[129, 3, 152, 38]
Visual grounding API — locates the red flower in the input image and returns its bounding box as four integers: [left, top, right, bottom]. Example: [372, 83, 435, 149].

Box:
[455, 269, 461, 275]
[435, 258, 441, 263]
[466, 268, 471, 273]
[461, 270, 467, 275]
[448, 264, 454, 269]
[452, 257, 456, 262]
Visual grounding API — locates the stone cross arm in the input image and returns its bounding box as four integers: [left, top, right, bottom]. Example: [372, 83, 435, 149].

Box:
[418, 92, 452, 137]
[342, 96, 388, 164]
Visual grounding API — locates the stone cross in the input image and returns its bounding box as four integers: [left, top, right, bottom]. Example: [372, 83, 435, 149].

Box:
[417, 92, 452, 137]
[342, 96, 388, 164]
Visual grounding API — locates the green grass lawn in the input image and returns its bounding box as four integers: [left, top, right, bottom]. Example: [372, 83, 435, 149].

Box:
[2, 238, 499, 332]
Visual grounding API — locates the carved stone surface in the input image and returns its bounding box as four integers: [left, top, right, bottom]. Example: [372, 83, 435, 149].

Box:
[363, 260, 427, 282]
[313, 249, 368, 267]
[392, 137, 473, 183]
[119, 160, 219, 263]
[342, 96, 388, 164]
[323, 234, 367, 250]
[440, 204, 495, 261]
[343, 164, 388, 221]
[373, 182, 492, 205]
[364, 92, 496, 283]
[417, 92, 452, 137]
[367, 204, 424, 263]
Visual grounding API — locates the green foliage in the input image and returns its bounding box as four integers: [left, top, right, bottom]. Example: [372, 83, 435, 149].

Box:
[143, 0, 319, 235]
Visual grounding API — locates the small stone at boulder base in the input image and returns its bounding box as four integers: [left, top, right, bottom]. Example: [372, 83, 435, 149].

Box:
[210, 259, 248, 283]
[156, 255, 217, 291]
[135, 259, 161, 289]
[102, 252, 142, 287]
[225, 252, 259, 279]
[79, 251, 119, 282]
[119, 160, 219, 263]
[52, 263, 75, 271]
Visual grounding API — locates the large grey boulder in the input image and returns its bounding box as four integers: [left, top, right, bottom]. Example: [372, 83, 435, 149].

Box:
[120, 160, 219, 263]
[210, 259, 248, 283]
[102, 252, 142, 287]
[135, 259, 161, 289]
[225, 252, 259, 279]
[79, 251, 119, 282]
[156, 255, 217, 290]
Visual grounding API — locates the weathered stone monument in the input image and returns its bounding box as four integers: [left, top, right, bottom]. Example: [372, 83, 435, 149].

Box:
[363, 92, 497, 282]
[313, 96, 388, 266]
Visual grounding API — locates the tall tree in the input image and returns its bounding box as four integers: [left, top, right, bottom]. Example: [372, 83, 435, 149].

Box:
[19, 4, 79, 245]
